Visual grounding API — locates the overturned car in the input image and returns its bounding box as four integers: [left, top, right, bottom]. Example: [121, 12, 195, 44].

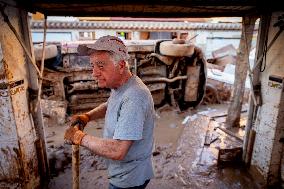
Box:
[37, 39, 207, 114]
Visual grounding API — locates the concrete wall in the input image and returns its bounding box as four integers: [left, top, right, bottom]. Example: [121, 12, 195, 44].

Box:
[95, 29, 117, 39]
[32, 30, 74, 42]
[251, 11, 284, 186]
[0, 2, 41, 188]
[188, 30, 241, 58]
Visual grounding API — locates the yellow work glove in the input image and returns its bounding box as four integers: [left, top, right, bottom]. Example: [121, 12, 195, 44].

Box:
[64, 126, 86, 145]
[70, 113, 90, 130]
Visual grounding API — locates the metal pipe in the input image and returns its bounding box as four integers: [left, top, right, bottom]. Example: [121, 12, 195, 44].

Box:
[143, 76, 187, 83]
[67, 81, 98, 94]
[169, 59, 179, 78]
[139, 69, 166, 76]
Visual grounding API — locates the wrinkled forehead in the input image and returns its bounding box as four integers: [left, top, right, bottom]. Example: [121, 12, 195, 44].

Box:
[89, 51, 113, 65]
[89, 50, 111, 57]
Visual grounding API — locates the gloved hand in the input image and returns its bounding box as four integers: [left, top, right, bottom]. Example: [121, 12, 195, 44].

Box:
[64, 126, 87, 145]
[70, 113, 90, 130]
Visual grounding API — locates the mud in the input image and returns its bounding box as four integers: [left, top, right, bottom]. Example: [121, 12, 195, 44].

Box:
[44, 104, 264, 189]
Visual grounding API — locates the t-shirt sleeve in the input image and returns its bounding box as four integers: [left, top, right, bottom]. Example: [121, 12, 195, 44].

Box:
[113, 97, 146, 140]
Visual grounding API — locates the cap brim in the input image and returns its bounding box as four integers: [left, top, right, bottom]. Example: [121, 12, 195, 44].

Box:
[77, 44, 93, 56]
[77, 44, 114, 56]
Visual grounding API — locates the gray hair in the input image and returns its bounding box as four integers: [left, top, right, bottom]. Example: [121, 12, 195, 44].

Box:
[90, 50, 129, 69]
[107, 51, 129, 70]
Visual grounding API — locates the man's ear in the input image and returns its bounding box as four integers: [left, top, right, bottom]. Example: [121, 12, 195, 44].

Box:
[118, 60, 126, 74]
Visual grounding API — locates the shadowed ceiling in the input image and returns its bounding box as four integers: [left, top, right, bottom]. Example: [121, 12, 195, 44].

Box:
[14, 0, 283, 17]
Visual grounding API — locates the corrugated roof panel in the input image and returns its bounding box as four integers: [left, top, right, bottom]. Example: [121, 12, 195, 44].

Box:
[30, 20, 252, 31]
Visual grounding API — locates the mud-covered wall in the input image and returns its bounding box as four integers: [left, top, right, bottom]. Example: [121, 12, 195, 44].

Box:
[251, 11, 284, 186]
[0, 1, 40, 188]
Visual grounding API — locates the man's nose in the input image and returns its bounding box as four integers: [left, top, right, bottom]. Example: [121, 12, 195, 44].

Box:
[92, 67, 100, 77]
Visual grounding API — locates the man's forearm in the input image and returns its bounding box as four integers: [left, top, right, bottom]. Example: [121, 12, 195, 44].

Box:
[86, 102, 107, 121]
[80, 135, 133, 160]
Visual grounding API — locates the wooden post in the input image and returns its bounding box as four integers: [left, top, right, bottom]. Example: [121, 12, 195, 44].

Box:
[20, 10, 50, 182]
[225, 16, 257, 128]
[72, 144, 80, 189]
[244, 129, 256, 165]
[243, 14, 271, 162]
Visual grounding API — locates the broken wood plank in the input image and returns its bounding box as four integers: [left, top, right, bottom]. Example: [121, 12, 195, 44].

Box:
[244, 129, 256, 166]
[211, 109, 247, 119]
[210, 133, 219, 144]
[216, 126, 243, 142]
[204, 130, 212, 146]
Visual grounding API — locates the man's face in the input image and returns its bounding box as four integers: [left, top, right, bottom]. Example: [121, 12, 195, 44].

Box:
[90, 51, 122, 89]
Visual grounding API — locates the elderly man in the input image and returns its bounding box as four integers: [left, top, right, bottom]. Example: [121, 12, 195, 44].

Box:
[64, 35, 155, 189]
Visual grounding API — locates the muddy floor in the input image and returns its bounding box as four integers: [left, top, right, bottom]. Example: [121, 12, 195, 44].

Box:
[44, 103, 264, 189]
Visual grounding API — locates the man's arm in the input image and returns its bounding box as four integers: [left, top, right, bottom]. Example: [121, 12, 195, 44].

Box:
[86, 102, 107, 121]
[81, 135, 133, 160]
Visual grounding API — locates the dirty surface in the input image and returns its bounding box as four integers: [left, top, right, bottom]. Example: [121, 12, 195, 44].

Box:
[44, 104, 264, 189]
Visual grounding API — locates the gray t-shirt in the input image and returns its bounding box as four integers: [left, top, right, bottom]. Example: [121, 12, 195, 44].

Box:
[104, 76, 155, 188]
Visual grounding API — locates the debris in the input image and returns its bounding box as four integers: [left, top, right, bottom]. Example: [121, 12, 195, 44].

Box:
[179, 176, 188, 186]
[155, 111, 161, 119]
[155, 168, 163, 179]
[182, 116, 190, 125]
[217, 147, 243, 168]
[182, 114, 198, 125]
[46, 131, 56, 138]
[214, 55, 236, 67]
[190, 114, 198, 122]
[156, 104, 172, 113]
[205, 61, 251, 105]
[41, 99, 67, 125]
[197, 108, 217, 116]
[216, 126, 243, 142]
[48, 146, 71, 176]
[211, 109, 248, 119]
[210, 133, 219, 144]
[196, 119, 212, 165]
[206, 62, 224, 71]
[212, 44, 237, 59]
[152, 151, 161, 156]
[202, 84, 220, 105]
[204, 130, 212, 146]
[178, 164, 185, 173]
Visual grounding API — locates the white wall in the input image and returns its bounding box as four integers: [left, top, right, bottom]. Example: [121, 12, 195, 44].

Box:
[32, 31, 73, 42]
[95, 30, 117, 39]
[189, 30, 242, 59]
[206, 30, 241, 58]
[132, 31, 140, 40]
[251, 11, 284, 185]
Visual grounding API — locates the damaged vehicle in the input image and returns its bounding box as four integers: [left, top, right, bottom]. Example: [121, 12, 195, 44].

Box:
[37, 39, 207, 114]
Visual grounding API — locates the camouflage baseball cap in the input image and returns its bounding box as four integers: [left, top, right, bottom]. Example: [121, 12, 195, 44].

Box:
[77, 35, 129, 60]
